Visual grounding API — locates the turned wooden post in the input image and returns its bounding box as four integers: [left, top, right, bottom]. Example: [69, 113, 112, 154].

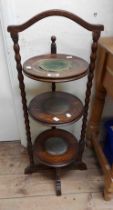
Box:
[79, 30, 101, 158]
[51, 35, 57, 54]
[10, 32, 35, 168]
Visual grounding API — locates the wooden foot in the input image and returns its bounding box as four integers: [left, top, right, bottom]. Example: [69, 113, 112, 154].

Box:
[24, 164, 38, 174]
[86, 126, 99, 149]
[86, 137, 93, 148]
[74, 161, 87, 170]
[55, 168, 61, 196]
[104, 189, 113, 201]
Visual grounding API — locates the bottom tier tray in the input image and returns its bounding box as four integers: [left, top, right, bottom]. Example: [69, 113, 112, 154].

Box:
[34, 128, 78, 167]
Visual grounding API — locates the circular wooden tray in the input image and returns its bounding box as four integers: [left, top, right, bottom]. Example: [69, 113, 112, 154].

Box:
[28, 91, 83, 126]
[23, 54, 88, 82]
[34, 128, 78, 167]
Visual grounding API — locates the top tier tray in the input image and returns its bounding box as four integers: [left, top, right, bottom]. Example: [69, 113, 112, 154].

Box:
[23, 54, 88, 82]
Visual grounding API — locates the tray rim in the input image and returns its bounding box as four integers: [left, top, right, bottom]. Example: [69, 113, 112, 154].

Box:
[23, 53, 88, 82]
[28, 91, 83, 126]
[33, 128, 79, 167]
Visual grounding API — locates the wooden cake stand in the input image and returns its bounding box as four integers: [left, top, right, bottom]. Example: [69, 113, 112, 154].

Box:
[7, 9, 104, 196]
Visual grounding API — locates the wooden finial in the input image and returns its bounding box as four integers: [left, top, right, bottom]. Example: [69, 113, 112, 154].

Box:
[51, 35, 57, 54]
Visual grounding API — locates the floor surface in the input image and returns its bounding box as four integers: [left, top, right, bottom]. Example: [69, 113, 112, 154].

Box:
[0, 141, 113, 210]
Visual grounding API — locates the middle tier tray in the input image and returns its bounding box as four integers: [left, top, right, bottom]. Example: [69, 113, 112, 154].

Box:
[28, 91, 83, 126]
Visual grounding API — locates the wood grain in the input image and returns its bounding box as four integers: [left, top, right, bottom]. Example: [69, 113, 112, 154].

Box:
[7, 9, 104, 33]
[0, 142, 113, 209]
[0, 142, 98, 175]
[0, 174, 104, 199]
[0, 193, 113, 210]
[86, 37, 113, 200]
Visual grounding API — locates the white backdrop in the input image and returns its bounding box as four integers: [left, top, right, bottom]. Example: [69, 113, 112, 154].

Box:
[0, 25, 19, 140]
[0, 0, 113, 145]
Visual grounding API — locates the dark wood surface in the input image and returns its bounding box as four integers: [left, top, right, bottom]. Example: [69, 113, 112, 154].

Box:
[79, 30, 101, 160]
[51, 35, 57, 54]
[28, 91, 83, 126]
[34, 129, 78, 167]
[10, 33, 35, 169]
[23, 54, 88, 83]
[7, 9, 104, 33]
[55, 168, 61, 195]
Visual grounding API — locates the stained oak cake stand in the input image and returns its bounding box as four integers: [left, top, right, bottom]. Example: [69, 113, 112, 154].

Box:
[7, 9, 104, 196]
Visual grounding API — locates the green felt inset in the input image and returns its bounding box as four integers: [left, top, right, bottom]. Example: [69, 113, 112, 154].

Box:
[38, 59, 72, 72]
[45, 137, 68, 155]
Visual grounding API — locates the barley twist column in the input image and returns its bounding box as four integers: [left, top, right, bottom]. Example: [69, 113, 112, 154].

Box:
[10, 33, 35, 170]
[79, 30, 101, 159]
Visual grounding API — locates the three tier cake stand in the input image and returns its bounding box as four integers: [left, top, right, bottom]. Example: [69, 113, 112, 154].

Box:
[7, 9, 104, 196]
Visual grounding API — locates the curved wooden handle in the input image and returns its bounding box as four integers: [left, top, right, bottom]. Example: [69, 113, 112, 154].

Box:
[7, 9, 104, 33]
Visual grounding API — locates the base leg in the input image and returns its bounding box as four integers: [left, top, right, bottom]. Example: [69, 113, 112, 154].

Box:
[104, 173, 113, 201]
[104, 189, 113, 201]
[74, 161, 87, 170]
[76, 143, 87, 171]
[55, 168, 61, 196]
[24, 164, 39, 174]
